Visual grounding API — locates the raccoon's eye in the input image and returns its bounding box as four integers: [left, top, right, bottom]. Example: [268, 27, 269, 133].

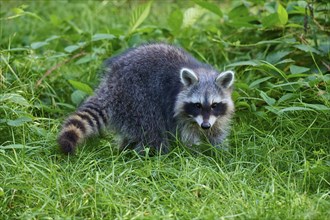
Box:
[195, 103, 202, 109]
[211, 103, 218, 109]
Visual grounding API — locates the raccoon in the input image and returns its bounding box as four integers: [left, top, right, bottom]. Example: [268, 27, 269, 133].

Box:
[58, 43, 234, 155]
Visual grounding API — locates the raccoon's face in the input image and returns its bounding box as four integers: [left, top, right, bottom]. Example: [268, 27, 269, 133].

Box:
[183, 99, 227, 129]
[174, 68, 234, 130]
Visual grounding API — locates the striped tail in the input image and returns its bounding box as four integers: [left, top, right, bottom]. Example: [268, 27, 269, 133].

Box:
[58, 103, 108, 154]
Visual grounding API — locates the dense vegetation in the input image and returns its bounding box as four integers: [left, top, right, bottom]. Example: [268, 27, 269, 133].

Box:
[1, 0, 329, 219]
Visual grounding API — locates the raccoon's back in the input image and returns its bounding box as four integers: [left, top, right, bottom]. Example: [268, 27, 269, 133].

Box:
[105, 44, 202, 81]
[100, 44, 203, 134]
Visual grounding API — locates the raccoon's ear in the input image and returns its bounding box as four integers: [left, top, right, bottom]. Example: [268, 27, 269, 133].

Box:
[180, 68, 199, 87]
[215, 70, 234, 89]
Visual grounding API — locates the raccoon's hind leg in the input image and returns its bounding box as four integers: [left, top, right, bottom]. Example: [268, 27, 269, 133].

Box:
[58, 100, 108, 154]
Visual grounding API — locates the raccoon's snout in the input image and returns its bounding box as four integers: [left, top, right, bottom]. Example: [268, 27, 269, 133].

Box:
[194, 115, 214, 129]
[201, 122, 211, 129]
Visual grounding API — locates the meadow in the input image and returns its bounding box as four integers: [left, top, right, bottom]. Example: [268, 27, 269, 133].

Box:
[0, 0, 329, 219]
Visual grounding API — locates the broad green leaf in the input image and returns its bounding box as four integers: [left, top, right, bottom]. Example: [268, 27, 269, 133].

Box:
[167, 9, 183, 34]
[275, 58, 295, 65]
[128, 34, 142, 46]
[133, 25, 157, 34]
[260, 91, 276, 106]
[64, 45, 80, 53]
[193, 0, 222, 17]
[91, 33, 115, 41]
[47, 53, 68, 60]
[286, 2, 307, 14]
[12, 7, 24, 14]
[277, 93, 297, 104]
[277, 3, 288, 25]
[75, 54, 96, 65]
[182, 7, 205, 28]
[261, 13, 280, 28]
[249, 77, 272, 88]
[294, 45, 321, 55]
[0, 93, 30, 106]
[228, 5, 249, 19]
[227, 60, 260, 67]
[264, 2, 277, 13]
[31, 41, 48, 49]
[266, 51, 290, 64]
[68, 80, 93, 95]
[265, 106, 280, 115]
[129, 1, 152, 34]
[228, 18, 257, 28]
[304, 104, 330, 111]
[289, 65, 310, 74]
[228, 5, 257, 28]
[7, 116, 33, 127]
[71, 90, 88, 106]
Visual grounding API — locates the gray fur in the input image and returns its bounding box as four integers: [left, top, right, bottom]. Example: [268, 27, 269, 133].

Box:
[58, 43, 234, 154]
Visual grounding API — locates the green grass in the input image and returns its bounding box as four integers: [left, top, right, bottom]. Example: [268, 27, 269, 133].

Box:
[1, 1, 329, 219]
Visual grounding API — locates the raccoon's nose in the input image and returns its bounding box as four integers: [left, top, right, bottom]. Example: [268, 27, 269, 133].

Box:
[201, 122, 211, 129]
